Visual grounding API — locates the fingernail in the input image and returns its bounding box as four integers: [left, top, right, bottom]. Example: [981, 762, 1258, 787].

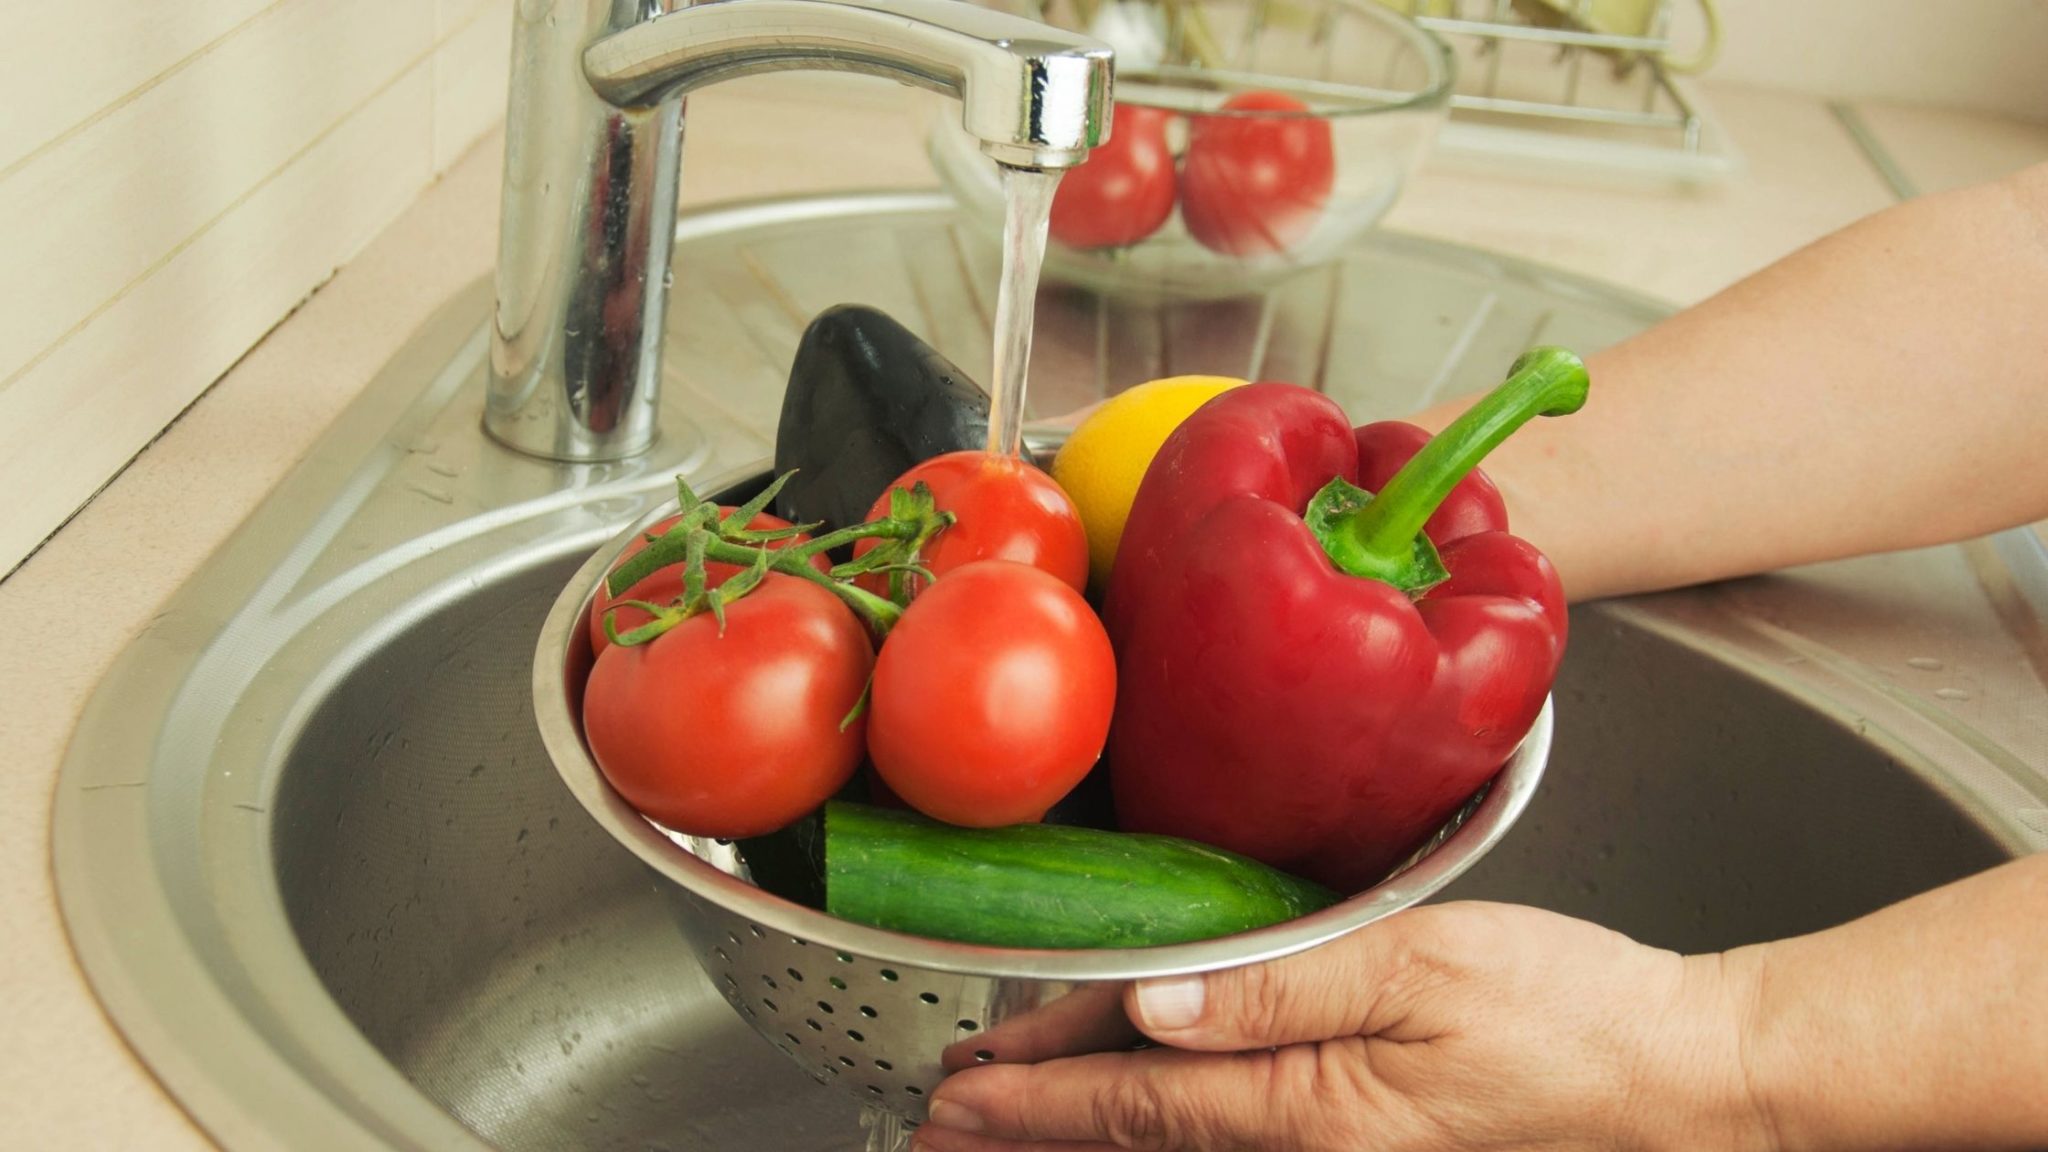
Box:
[926, 1099, 983, 1133]
[1135, 974, 1206, 1030]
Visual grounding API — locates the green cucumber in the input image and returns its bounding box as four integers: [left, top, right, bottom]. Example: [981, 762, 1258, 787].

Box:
[823, 802, 1340, 949]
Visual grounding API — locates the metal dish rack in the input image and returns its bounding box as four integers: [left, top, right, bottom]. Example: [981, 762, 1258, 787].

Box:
[1037, 0, 1738, 178]
[1382, 0, 1738, 179]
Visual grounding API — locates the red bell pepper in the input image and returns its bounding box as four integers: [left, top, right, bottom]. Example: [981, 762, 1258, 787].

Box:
[1103, 348, 1587, 892]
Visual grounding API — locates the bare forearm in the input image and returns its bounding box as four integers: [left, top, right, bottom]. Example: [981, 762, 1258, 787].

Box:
[1418, 163, 2048, 601]
[1727, 852, 2048, 1150]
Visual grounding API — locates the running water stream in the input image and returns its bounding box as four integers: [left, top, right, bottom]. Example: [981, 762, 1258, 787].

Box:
[983, 164, 1064, 459]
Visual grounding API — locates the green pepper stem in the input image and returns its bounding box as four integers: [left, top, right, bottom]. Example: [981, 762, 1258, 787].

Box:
[1330, 347, 1588, 588]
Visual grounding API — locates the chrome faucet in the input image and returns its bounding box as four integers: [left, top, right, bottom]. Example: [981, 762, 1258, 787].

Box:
[484, 0, 1115, 462]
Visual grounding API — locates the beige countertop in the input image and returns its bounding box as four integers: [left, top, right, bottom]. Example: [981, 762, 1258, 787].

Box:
[2, 74, 2043, 1149]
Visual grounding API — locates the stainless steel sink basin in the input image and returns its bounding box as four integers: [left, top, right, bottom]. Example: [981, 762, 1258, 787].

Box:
[55, 192, 2048, 1151]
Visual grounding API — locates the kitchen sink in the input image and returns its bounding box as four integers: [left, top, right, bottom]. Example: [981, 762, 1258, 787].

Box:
[54, 193, 2048, 1152]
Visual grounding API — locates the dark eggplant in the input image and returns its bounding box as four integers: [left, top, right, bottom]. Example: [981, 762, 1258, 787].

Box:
[773, 305, 990, 532]
[736, 815, 825, 909]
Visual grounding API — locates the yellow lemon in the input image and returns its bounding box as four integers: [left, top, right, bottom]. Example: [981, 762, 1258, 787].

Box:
[1052, 374, 1247, 588]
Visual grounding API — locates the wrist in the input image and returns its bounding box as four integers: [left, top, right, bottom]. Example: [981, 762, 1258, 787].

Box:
[1628, 949, 1780, 1152]
[1714, 945, 1786, 1151]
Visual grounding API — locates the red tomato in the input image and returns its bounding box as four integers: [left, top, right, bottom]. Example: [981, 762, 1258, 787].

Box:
[590, 509, 824, 653]
[1049, 105, 1178, 250]
[867, 561, 1116, 827]
[853, 451, 1088, 598]
[1178, 90, 1335, 257]
[583, 574, 872, 838]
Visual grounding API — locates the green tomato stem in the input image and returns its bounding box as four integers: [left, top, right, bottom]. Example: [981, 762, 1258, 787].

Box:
[605, 510, 916, 599]
[791, 518, 923, 560]
[696, 536, 904, 635]
[602, 473, 951, 643]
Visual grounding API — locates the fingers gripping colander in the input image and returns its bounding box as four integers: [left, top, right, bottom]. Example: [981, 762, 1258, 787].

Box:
[535, 471, 1550, 1138]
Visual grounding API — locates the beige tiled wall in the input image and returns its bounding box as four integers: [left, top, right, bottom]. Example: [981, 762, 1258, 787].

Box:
[0, 0, 513, 577]
[1678, 0, 2048, 121]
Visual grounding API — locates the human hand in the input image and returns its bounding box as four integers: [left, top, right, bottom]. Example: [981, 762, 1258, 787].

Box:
[913, 902, 1768, 1152]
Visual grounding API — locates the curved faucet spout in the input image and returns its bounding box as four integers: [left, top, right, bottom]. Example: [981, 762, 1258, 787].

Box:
[586, 0, 1113, 169]
[485, 0, 1114, 464]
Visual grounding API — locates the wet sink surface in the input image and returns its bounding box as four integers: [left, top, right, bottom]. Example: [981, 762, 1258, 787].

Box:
[54, 193, 2048, 1152]
[273, 555, 870, 1150]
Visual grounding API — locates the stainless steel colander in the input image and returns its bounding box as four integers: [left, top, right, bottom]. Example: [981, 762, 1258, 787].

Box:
[534, 474, 1550, 1135]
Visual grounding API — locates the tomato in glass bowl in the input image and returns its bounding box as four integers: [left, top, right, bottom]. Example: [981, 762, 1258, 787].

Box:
[930, 0, 1453, 300]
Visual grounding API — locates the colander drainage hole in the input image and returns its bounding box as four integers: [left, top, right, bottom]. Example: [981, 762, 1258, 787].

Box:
[762, 998, 778, 1012]
[974, 1050, 995, 1063]
[906, 1087, 926, 1097]
[839, 1057, 856, 1068]
[714, 948, 730, 963]
[847, 1030, 865, 1043]
[806, 1019, 823, 1031]
[749, 924, 766, 938]
[956, 1020, 979, 1033]
[859, 1005, 878, 1018]
[867, 1086, 884, 1097]
[786, 967, 804, 982]
[785, 1033, 801, 1045]
[918, 992, 939, 1005]
[761, 975, 778, 989]
[879, 968, 899, 981]
[816, 1001, 834, 1014]
[874, 1059, 893, 1071]
[829, 977, 847, 990]
[727, 931, 741, 945]
[836, 951, 854, 964]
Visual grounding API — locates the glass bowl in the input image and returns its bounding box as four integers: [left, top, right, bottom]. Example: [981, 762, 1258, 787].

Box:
[931, 0, 1454, 299]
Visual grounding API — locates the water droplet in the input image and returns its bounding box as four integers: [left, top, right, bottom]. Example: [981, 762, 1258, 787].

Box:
[1934, 688, 1972, 701]
[661, 270, 675, 288]
[1906, 657, 1944, 672]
